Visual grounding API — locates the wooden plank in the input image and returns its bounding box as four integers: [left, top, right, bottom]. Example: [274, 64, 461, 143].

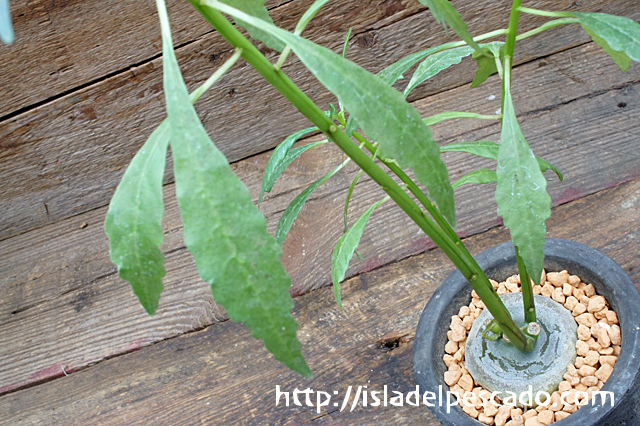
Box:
[1, 42, 639, 395]
[2, 0, 637, 240]
[0, 0, 292, 117]
[1, 176, 638, 424]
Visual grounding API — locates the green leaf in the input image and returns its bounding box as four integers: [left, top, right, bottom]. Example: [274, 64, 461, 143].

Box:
[295, 0, 332, 34]
[440, 140, 563, 181]
[495, 92, 551, 288]
[452, 168, 496, 188]
[417, 0, 486, 55]
[104, 122, 169, 316]
[0, 0, 13, 44]
[206, 1, 456, 227]
[470, 42, 504, 88]
[156, 0, 311, 377]
[332, 196, 389, 309]
[220, 0, 285, 52]
[404, 46, 474, 97]
[342, 27, 352, 58]
[378, 45, 453, 86]
[536, 157, 563, 182]
[275, 162, 345, 245]
[260, 127, 320, 202]
[571, 12, 640, 72]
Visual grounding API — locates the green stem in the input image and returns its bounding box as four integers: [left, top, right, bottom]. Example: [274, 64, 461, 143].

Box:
[190, 48, 243, 103]
[516, 18, 579, 41]
[423, 112, 502, 127]
[516, 247, 536, 323]
[501, 0, 522, 114]
[192, 2, 531, 352]
[517, 7, 574, 19]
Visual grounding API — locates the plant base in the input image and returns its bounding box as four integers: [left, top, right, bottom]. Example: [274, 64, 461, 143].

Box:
[465, 293, 577, 407]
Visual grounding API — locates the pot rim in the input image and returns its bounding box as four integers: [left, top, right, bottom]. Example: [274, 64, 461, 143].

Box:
[413, 238, 640, 425]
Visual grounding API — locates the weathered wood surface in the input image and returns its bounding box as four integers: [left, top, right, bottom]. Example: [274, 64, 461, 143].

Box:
[2, 41, 640, 394]
[1, 177, 638, 425]
[2, 0, 638, 240]
[0, 0, 291, 117]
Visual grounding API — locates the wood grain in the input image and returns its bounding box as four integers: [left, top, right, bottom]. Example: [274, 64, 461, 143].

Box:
[2, 0, 637, 240]
[1, 176, 638, 425]
[0, 0, 293, 117]
[1, 42, 639, 395]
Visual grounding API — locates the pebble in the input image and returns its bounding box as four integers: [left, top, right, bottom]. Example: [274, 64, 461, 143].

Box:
[578, 324, 591, 340]
[595, 364, 613, 382]
[588, 296, 606, 313]
[584, 284, 596, 297]
[459, 373, 474, 392]
[537, 410, 554, 425]
[444, 370, 461, 386]
[609, 325, 621, 345]
[576, 313, 597, 327]
[552, 287, 565, 304]
[562, 283, 573, 297]
[478, 412, 495, 425]
[572, 303, 587, 316]
[547, 271, 569, 286]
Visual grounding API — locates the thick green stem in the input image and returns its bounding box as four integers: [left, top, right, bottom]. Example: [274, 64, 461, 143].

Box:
[516, 247, 536, 323]
[192, 2, 531, 352]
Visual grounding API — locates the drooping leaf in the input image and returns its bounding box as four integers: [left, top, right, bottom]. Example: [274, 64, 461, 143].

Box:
[571, 12, 640, 72]
[104, 123, 169, 316]
[205, 1, 456, 226]
[342, 27, 352, 58]
[332, 196, 389, 309]
[417, 0, 486, 55]
[156, 0, 311, 377]
[0, 0, 13, 44]
[275, 162, 346, 245]
[452, 168, 496, 188]
[260, 127, 320, 202]
[404, 46, 474, 96]
[440, 140, 563, 181]
[220, 0, 285, 52]
[470, 42, 504, 88]
[495, 91, 551, 287]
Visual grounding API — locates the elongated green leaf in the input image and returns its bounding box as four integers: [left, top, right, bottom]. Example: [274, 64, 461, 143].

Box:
[571, 12, 640, 72]
[0, 0, 13, 44]
[260, 127, 319, 202]
[495, 92, 551, 286]
[344, 169, 363, 231]
[156, 0, 310, 377]
[105, 123, 169, 316]
[275, 162, 345, 244]
[470, 42, 504, 88]
[440, 140, 563, 181]
[220, 0, 285, 52]
[332, 196, 389, 308]
[453, 168, 496, 188]
[295, 0, 332, 34]
[404, 46, 474, 96]
[417, 0, 485, 55]
[205, 1, 456, 226]
[378, 44, 454, 85]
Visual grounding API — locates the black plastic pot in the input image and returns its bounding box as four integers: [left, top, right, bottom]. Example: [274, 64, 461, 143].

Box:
[413, 238, 640, 425]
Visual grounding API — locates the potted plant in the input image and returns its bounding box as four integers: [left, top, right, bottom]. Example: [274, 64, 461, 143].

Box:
[3, 0, 636, 423]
